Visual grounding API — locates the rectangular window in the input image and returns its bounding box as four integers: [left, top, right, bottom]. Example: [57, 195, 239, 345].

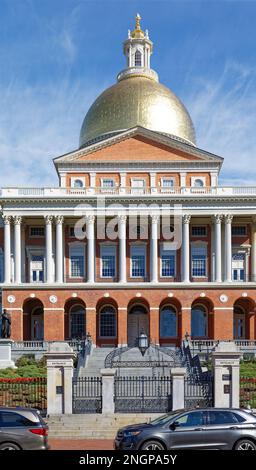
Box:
[191, 245, 207, 277]
[69, 227, 75, 237]
[191, 226, 207, 237]
[30, 227, 45, 237]
[232, 226, 247, 236]
[161, 178, 174, 187]
[161, 248, 176, 277]
[131, 179, 146, 195]
[131, 245, 146, 277]
[101, 245, 116, 277]
[70, 245, 85, 277]
[102, 178, 114, 188]
[31, 255, 44, 283]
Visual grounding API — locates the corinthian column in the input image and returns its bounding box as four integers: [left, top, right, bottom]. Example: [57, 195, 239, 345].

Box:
[14, 216, 22, 284]
[213, 214, 222, 282]
[182, 215, 191, 283]
[86, 215, 95, 283]
[118, 215, 127, 283]
[3, 215, 12, 283]
[45, 216, 53, 283]
[55, 216, 64, 283]
[251, 216, 256, 282]
[224, 214, 233, 282]
[150, 215, 159, 283]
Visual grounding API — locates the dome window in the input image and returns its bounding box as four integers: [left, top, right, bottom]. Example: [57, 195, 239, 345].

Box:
[135, 50, 142, 67]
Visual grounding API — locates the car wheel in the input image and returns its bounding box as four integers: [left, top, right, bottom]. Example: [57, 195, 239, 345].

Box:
[234, 439, 256, 450]
[140, 440, 165, 451]
[0, 442, 21, 451]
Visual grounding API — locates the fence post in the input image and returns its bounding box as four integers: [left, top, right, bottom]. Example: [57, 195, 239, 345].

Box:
[45, 342, 76, 415]
[100, 368, 116, 414]
[0, 339, 16, 369]
[212, 341, 241, 408]
[171, 367, 186, 410]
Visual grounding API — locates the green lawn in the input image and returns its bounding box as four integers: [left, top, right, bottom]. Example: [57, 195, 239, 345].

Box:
[0, 356, 46, 378]
[240, 360, 256, 378]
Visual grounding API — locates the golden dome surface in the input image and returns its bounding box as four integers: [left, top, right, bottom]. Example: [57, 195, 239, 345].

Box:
[79, 75, 196, 148]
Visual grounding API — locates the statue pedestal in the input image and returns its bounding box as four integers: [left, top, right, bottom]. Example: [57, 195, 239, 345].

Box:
[0, 340, 16, 369]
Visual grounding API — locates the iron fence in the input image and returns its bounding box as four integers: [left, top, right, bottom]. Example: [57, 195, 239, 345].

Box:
[72, 377, 102, 414]
[114, 375, 172, 413]
[184, 375, 214, 409]
[0, 377, 47, 413]
[240, 377, 256, 409]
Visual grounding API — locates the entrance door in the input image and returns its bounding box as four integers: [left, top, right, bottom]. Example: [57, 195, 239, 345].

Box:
[31, 308, 44, 340]
[127, 305, 149, 347]
[233, 313, 245, 339]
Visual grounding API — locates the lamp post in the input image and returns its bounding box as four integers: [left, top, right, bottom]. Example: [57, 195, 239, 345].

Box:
[138, 331, 149, 356]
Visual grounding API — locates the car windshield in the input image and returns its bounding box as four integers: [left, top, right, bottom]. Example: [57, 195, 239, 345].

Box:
[150, 411, 183, 426]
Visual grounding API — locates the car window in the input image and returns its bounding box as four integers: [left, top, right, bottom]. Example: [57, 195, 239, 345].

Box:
[208, 411, 245, 425]
[175, 411, 204, 427]
[0, 412, 34, 427]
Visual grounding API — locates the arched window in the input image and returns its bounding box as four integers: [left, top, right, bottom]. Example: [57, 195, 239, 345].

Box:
[70, 304, 86, 339]
[160, 306, 177, 338]
[74, 179, 83, 188]
[194, 179, 204, 188]
[233, 306, 245, 339]
[99, 306, 116, 337]
[135, 50, 142, 66]
[191, 305, 207, 337]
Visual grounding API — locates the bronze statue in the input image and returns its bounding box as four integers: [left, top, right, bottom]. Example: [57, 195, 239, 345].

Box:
[1, 309, 11, 338]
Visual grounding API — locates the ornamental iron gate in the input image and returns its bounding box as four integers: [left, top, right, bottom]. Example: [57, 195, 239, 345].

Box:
[114, 376, 172, 413]
[72, 377, 102, 414]
[184, 375, 214, 409]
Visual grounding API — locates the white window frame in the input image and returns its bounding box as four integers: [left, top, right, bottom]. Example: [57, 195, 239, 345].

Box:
[191, 225, 207, 237]
[70, 177, 86, 188]
[29, 226, 45, 238]
[99, 304, 117, 339]
[27, 248, 45, 283]
[232, 225, 247, 237]
[131, 178, 146, 195]
[160, 245, 176, 278]
[191, 242, 208, 278]
[100, 244, 117, 278]
[160, 177, 175, 193]
[232, 247, 248, 282]
[191, 176, 206, 187]
[130, 243, 146, 278]
[69, 243, 86, 278]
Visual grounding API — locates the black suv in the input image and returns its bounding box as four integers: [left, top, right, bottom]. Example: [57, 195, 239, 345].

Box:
[115, 408, 256, 450]
[0, 407, 49, 450]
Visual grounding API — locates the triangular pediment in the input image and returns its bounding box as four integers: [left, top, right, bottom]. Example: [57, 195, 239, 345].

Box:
[54, 127, 223, 166]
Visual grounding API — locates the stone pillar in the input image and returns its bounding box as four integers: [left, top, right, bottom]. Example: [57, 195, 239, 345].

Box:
[150, 172, 157, 194]
[212, 342, 241, 408]
[119, 173, 126, 195]
[251, 216, 256, 282]
[89, 173, 96, 194]
[14, 216, 22, 284]
[213, 214, 222, 282]
[171, 367, 186, 410]
[0, 340, 16, 369]
[45, 342, 76, 415]
[182, 215, 191, 282]
[55, 216, 64, 283]
[118, 215, 127, 283]
[100, 368, 116, 414]
[150, 215, 159, 283]
[3, 215, 12, 283]
[224, 214, 233, 282]
[118, 307, 128, 347]
[45, 215, 53, 283]
[86, 215, 95, 283]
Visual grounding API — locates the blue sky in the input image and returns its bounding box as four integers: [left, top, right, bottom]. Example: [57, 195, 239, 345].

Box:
[1, 0, 256, 186]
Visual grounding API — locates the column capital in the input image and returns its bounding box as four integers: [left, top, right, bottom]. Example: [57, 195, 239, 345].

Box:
[45, 215, 54, 225]
[85, 215, 95, 225]
[182, 214, 191, 224]
[252, 215, 256, 224]
[13, 215, 22, 225]
[212, 214, 223, 224]
[224, 214, 233, 224]
[55, 215, 64, 225]
[117, 214, 127, 224]
[3, 215, 12, 225]
[151, 214, 160, 223]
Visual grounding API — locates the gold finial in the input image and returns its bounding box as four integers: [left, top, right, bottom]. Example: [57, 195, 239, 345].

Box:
[135, 13, 141, 30]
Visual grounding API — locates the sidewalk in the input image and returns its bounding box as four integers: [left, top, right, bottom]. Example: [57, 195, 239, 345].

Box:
[49, 439, 114, 450]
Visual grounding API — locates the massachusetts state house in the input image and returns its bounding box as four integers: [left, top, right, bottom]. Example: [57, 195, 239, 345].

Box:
[1, 15, 256, 348]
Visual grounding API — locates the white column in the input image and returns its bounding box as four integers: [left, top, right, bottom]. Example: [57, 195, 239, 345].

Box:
[150, 215, 159, 283]
[118, 215, 127, 283]
[45, 215, 53, 283]
[180, 172, 187, 187]
[150, 172, 157, 194]
[213, 214, 222, 282]
[224, 214, 233, 282]
[55, 216, 64, 283]
[86, 215, 95, 283]
[14, 216, 22, 284]
[251, 216, 256, 282]
[182, 215, 191, 283]
[3, 215, 12, 283]
[89, 173, 96, 194]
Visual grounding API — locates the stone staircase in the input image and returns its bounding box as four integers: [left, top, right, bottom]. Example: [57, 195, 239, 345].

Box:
[78, 347, 113, 377]
[48, 413, 161, 439]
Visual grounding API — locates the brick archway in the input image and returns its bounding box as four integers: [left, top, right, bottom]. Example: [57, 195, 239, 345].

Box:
[191, 297, 214, 339]
[64, 298, 86, 340]
[233, 297, 256, 340]
[96, 298, 118, 347]
[23, 298, 44, 341]
[159, 298, 182, 346]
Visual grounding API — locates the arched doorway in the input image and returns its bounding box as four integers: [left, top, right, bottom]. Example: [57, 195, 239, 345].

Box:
[191, 304, 208, 338]
[127, 304, 149, 347]
[160, 305, 177, 340]
[233, 306, 246, 339]
[23, 299, 44, 340]
[64, 299, 86, 340]
[233, 298, 255, 340]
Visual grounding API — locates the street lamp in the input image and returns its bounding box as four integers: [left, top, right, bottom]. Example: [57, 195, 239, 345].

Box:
[138, 331, 149, 356]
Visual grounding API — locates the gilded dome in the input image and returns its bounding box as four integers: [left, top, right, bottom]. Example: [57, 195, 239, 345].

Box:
[79, 75, 196, 148]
